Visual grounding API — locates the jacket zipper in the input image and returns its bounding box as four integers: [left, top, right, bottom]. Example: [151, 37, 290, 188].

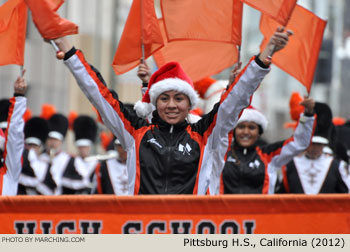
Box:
[164, 125, 174, 193]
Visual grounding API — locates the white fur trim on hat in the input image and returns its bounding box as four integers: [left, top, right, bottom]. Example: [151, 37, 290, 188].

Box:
[312, 136, 328, 145]
[134, 100, 156, 118]
[187, 113, 201, 123]
[237, 108, 268, 132]
[149, 78, 199, 109]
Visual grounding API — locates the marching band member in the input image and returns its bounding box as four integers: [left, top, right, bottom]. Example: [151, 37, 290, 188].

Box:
[1, 74, 27, 196]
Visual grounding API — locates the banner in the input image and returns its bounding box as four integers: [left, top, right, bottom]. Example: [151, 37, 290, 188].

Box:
[0, 195, 349, 234]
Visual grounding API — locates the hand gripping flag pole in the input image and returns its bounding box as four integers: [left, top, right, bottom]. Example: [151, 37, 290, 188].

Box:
[49, 40, 65, 60]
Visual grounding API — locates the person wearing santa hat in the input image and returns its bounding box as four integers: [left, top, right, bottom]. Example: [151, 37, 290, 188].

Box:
[0, 72, 27, 196]
[279, 102, 349, 194]
[50, 27, 290, 195]
[211, 97, 316, 195]
[60, 115, 98, 194]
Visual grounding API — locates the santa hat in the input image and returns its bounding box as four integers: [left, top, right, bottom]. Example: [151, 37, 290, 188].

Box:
[134, 62, 199, 119]
[193, 77, 216, 99]
[48, 113, 68, 141]
[0, 99, 10, 130]
[236, 106, 268, 133]
[312, 102, 332, 145]
[73, 115, 97, 147]
[0, 128, 5, 151]
[24, 117, 49, 146]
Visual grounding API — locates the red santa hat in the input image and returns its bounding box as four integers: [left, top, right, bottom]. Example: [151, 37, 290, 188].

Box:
[0, 128, 5, 151]
[236, 106, 268, 133]
[134, 62, 199, 118]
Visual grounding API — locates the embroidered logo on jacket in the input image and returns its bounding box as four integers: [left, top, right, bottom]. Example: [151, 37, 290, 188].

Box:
[147, 138, 163, 148]
[178, 143, 192, 155]
[249, 160, 260, 169]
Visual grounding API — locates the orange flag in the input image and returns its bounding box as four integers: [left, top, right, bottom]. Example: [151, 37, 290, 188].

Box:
[153, 0, 242, 82]
[0, 0, 27, 66]
[112, 0, 164, 75]
[153, 19, 239, 83]
[241, 0, 297, 26]
[46, 0, 64, 11]
[25, 0, 78, 39]
[259, 5, 327, 93]
[161, 0, 243, 45]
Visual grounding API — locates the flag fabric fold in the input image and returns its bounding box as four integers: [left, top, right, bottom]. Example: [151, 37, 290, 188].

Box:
[112, 0, 164, 75]
[153, 0, 243, 83]
[25, 0, 78, 40]
[153, 19, 239, 83]
[241, 0, 297, 26]
[0, 0, 27, 66]
[161, 0, 242, 45]
[259, 5, 327, 92]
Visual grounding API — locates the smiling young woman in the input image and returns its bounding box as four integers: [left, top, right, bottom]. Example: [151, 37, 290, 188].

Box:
[216, 100, 316, 195]
[156, 91, 191, 125]
[51, 28, 291, 195]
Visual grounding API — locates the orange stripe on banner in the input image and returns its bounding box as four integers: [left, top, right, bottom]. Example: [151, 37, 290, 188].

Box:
[0, 195, 350, 234]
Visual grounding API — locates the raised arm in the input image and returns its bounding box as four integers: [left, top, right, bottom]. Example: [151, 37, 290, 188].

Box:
[205, 29, 292, 194]
[1, 73, 27, 196]
[52, 38, 146, 151]
[270, 97, 316, 169]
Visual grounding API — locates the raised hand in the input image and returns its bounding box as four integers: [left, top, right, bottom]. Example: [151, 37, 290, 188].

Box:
[14, 69, 27, 95]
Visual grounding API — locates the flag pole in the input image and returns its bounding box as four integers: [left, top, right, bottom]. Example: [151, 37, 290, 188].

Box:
[140, 0, 145, 64]
[237, 45, 241, 65]
[49, 40, 65, 60]
[20, 65, 24, 77]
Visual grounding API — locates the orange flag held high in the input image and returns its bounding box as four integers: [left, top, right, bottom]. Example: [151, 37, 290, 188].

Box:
[46, 0, 64, 11]
[154, 19, 239, 83]
[25, 0, 78, 40]
[259, 5, 327, 93]
[112, 0, 164, 75]
[153, 0, 243, 83]
[241, 0, 297, 26]
[161, 0, 242, 45]
[0, 0, 27, 66]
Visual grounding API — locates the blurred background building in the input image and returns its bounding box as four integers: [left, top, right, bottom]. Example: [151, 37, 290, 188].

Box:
[0, 0, 349, 150]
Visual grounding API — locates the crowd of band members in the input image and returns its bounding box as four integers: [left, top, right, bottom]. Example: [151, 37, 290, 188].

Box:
[1, 29, 349, 196]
